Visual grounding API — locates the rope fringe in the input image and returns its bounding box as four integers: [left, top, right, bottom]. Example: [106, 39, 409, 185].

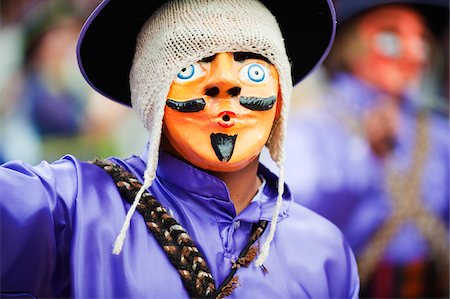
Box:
[216, 276, 240, 299]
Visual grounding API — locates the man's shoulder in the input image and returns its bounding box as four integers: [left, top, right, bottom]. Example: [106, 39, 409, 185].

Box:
[278, 201, 358, 265]
[0, 154, 141, 199]
[273, 201, 360, 298]
[283, 201, 348, 243]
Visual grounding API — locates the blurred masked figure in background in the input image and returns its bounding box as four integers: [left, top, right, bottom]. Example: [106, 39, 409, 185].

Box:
[265, 0, 449, 297]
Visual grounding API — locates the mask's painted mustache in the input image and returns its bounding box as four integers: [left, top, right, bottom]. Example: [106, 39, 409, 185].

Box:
[166, 95, 276, 113]
[239, 95, 276, 111]
[210, 133, 237, 162]
[166, 98, 206, 112]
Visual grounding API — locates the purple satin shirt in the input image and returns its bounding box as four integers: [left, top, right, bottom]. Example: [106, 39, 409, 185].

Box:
[261, 72, 449, 263]
[1, 148, 359, 298]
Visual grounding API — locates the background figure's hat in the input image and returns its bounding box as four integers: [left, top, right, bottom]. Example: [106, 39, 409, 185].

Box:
[77, 0, 336, 106]
[333, 0, 449, 36]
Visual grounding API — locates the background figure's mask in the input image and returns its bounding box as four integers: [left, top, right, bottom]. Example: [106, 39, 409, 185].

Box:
[163, 52, 280, 172]
[350, 5, 431, 96]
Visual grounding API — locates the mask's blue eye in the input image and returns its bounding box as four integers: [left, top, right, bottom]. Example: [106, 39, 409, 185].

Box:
[175, 63, 205, 82]
[178, 65, 194, 79]
[240, 63, 268, 83]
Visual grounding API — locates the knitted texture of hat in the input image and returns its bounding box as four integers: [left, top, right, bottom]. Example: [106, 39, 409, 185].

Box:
[113, 0, 292, 265]
[130, 0, 292, 166]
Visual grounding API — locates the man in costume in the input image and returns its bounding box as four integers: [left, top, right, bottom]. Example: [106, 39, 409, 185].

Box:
[0, 0, 360, 298]
[269, 0, 449, 297]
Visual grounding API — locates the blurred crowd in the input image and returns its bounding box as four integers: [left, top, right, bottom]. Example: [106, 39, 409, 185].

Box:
[1, 0, 449, 298]
[0, 0, 147, 164]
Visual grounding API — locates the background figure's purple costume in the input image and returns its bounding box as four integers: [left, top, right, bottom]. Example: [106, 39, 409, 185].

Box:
[262, 72, 449, 296]
[1, 147, 359, 298]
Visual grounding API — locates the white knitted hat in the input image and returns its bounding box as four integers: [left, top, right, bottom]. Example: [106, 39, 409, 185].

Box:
[131, 0, 292, 164]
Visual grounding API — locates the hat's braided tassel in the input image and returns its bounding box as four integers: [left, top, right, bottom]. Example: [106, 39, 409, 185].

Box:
[254, 163, 285, 267]
[112, 130, 161, 255]
[112, 175, 153, 255]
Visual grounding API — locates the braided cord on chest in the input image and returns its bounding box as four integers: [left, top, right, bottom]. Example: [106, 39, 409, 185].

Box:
[93, 159, 268, 298]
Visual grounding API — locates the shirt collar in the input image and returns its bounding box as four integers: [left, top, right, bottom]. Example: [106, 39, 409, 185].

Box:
[155, 150, 231, 200]
[138, 146, 292, 221]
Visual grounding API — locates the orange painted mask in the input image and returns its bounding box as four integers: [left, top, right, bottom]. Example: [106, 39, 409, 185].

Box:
[163, 52, 280, 172]
[352, 5, 431, 96]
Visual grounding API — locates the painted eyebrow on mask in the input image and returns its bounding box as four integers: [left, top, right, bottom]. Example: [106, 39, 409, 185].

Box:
[199, 52, 271, 64]
[233, 52, 271, 63]
[166, 98, 206, 112]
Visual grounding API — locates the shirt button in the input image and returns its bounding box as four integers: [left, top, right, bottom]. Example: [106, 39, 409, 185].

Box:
[233, 221, 240, 229]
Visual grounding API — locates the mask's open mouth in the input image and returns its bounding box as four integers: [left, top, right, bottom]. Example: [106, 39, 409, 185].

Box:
[218, 111, 236, 128]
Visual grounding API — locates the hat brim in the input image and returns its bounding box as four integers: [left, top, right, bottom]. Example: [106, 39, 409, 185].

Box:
[335, 0, 449, 34]
[77, 0, 336, 106]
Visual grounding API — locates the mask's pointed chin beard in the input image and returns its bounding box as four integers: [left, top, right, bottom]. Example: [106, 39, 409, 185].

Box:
[210, 133, 238, 162]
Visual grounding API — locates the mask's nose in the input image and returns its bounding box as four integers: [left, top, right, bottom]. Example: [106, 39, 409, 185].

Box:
[204, 53, 242, 98]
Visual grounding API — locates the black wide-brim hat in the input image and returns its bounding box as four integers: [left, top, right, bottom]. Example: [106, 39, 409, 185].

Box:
[77, 0, 336, 106]
[334, 0, 449, 35]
